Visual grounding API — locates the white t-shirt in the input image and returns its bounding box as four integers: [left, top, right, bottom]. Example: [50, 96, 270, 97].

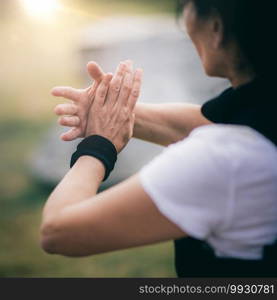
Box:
[139, 124, 277, 260]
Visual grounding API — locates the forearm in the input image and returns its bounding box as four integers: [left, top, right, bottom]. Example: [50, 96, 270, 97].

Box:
[42, 156, 104, 225]
[134, 102, 211, 146]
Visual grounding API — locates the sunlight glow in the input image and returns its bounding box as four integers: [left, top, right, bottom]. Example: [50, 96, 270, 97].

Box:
[21, 0, 61, 19]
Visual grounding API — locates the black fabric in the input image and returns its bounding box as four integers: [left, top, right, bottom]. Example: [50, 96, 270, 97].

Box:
[175, 238, 277, 277]
[201, 77, 277, 145]
[175, 77, 277, 277]
[70, 135, 117, 181]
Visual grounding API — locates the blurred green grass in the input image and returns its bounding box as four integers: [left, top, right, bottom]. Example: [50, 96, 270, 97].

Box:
[0, 0, 176, 277]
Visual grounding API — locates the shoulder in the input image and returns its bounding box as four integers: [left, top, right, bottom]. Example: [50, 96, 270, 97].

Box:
[141, 124, 277, 185]
[187, 123, 273, 144]
[186, 124, 277, 165]
[175, 124, 277, 157]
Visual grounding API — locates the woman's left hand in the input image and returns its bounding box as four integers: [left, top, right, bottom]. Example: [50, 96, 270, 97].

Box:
[85, 61, 143, 153]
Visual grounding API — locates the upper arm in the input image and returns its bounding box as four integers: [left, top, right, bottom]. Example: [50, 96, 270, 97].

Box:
[44, 174, 186, 256]
[134, 103, 211, 146]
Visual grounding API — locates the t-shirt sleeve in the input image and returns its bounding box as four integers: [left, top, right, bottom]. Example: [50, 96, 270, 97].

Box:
[139, 129, 231, 240]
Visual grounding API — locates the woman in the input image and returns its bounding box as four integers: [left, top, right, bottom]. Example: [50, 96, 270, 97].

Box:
[40, 0, 277, 277]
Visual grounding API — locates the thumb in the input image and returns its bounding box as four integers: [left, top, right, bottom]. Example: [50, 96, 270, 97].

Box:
[87, 61, 105, 83]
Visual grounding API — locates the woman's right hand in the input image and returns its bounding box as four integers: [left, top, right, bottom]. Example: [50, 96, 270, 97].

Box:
[85, 63, 143, 152]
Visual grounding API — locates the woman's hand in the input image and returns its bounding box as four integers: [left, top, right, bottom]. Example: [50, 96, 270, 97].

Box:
[51, 61, 130, 142]
[85, 62, 143, 153]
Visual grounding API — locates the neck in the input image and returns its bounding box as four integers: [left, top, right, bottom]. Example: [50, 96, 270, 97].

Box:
[226, 54, 256, 88]
[229, 69, 256, 89]
[223, 42, 256, 88]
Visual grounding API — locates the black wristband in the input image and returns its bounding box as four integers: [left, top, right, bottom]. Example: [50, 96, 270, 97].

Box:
[70, 135, 118, 181]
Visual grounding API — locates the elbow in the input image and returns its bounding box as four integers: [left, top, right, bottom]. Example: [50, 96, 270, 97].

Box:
[40, 219, 61, 255]
[40, 236, 57, 255]
[40, 217, 93, 257]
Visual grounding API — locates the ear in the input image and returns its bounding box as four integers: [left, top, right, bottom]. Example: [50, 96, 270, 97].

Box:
[211, 15, 224, 49]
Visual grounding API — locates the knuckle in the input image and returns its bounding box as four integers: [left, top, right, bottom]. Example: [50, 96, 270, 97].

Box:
[58, 116, 65, 125]
[114, 85, 121, 92]
[111, 83, 120, 93]
[71, 105, 78, 114]
[131, 89, 140, 97]
[99, 92, 106, 98]
[98, 88, 107, 98]
[123, 85, 131, 92]
[134, 76, 142, 83]
[97, 87, 107, 98]
[55, 104, 64, 115]
[74, 117, 80, 125]
[93, 103, 102, 112]
[117, 70, 124, 77]
[122, 106, 130, 116]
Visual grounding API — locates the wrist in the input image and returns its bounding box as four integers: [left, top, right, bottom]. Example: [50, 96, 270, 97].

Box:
[74, 156, 105, 182]
[70, 135, 118, 181]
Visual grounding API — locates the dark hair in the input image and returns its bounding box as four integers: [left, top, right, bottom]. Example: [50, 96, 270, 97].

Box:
[177, 0, 276, 78]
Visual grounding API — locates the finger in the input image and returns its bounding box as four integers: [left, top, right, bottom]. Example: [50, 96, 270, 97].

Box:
[58, 116, 80, 127]
[129, 112, 136, 139]
[124, 59, 134, 72]
[60, 127, 82, 141]
[94, 73, 113, 107]
[124, 59, 134, 83]
[104, 61, 127, 106]
[54, 103, 78, 116]
[87, 61, 105, 84]
[128, 68, 143, 111]
[51, 87, 82, 102]
[116, 63, 133, 107]
[87, 62, 106, 102]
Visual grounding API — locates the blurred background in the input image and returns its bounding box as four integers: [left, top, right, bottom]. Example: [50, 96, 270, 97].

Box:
[0, 0, 228, 277]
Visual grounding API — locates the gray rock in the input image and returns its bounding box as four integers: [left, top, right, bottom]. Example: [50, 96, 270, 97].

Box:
[30, 16, 229, 187]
